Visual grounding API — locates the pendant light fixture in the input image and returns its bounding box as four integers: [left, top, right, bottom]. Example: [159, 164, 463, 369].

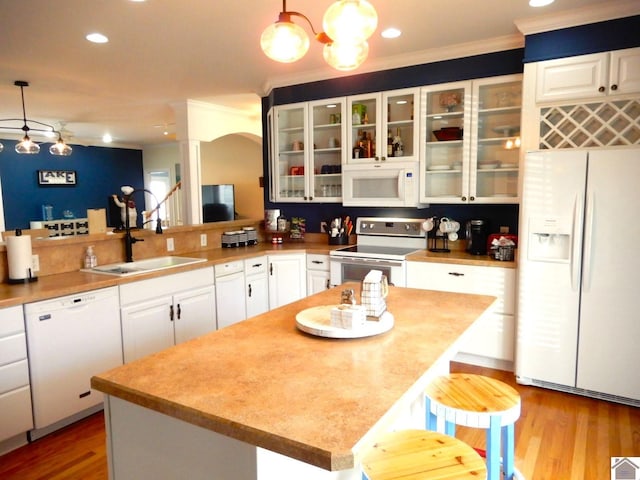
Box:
[261, 0, 377, 71]
[0, 80, 73, 156]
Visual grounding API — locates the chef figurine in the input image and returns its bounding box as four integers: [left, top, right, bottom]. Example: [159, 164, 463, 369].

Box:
[112, 188, 138, 229]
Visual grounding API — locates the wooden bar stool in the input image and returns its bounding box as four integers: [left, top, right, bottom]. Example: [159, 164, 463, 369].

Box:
[424, 374, 522, 480]
[361, 429, 487, 480]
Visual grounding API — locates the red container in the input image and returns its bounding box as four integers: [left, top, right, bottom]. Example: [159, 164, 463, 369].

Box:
[433, 127, 463, 141]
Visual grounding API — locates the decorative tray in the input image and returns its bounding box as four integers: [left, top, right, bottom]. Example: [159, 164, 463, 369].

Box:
[295, 305, 394, 339]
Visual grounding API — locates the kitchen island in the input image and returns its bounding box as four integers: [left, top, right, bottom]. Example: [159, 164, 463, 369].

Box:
[91, 283, 496, 480]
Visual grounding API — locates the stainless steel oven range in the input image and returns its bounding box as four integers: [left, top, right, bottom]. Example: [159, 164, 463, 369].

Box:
[329, 217, 426, 287]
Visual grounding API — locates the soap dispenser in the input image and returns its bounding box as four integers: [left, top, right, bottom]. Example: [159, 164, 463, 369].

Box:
[84, 246, 98, 268]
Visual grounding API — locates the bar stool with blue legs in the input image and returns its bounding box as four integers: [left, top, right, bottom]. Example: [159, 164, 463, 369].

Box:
[424, 373, 522, 480]
[361, 429, 487, 480]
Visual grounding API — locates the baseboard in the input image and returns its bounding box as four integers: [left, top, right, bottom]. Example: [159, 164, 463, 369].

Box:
[0, 432, 29, 456]
[28, 404, 104, 442]
[453, 352, 514, 372]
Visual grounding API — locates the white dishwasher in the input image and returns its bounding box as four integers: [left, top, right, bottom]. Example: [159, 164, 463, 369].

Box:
[24, 286, 123, 439]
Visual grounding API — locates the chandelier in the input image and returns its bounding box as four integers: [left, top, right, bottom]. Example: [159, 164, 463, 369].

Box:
[0, 81, 73, 156]
[260, 0, 378, 71]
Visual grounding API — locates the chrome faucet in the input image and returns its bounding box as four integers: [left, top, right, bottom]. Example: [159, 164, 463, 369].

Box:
[120, 186, 163, 262]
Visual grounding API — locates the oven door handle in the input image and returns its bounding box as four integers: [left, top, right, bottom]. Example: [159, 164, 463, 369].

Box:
[330, 257, 404, 268]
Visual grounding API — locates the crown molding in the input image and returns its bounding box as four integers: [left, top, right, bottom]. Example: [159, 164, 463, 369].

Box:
[515, 0, 640, 35]
[260, 34, 524, 97]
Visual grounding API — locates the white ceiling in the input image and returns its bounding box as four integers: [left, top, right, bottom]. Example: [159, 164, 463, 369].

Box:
[0, 0, 636, 149]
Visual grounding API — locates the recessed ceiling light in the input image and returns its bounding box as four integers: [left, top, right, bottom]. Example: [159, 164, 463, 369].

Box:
[86, 32, 109, 44]
[102, 133, 113, 143]
[529, 0, 554, 6]
[381, 28, 401, 39]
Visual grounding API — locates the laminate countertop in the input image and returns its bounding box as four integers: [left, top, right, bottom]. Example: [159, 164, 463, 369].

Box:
[91, 283, 496, 472]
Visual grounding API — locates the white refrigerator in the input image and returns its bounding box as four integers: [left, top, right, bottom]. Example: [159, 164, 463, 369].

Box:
[516, 148, 640, 405]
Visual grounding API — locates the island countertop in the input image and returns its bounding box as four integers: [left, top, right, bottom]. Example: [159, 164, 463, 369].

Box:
[91, 283, 496, 472]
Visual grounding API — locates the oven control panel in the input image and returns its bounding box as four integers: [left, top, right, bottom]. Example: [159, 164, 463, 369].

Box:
[356, 217, 426, 237]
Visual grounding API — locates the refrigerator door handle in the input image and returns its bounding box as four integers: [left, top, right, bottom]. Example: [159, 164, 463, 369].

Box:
[570, 193, 584, 291]
[582, 192, 595, 292]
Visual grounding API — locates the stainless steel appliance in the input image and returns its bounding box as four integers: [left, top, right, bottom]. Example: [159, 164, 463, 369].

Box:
[330, 217, 426, 287]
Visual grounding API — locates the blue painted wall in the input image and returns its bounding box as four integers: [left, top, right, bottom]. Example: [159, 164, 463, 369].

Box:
[0, 139, 143, 230]
[523, 15, 640, 63]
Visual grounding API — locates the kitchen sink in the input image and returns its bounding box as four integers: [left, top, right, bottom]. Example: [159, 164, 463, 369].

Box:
[82, 256, 207, 277]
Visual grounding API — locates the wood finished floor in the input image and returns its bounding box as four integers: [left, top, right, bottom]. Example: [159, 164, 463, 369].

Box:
[1, 362, 638, 479]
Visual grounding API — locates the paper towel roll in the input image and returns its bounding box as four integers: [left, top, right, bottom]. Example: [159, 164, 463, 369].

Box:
[6, 232, 37, 283]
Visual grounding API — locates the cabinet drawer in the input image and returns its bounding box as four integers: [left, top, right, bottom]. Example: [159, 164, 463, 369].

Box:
[0, 332, 27, 366]
[215, 260, 244, 277]
[306, 254, 330, 271]
[458, 313, 515, 362]
[0, 305, 25, 337]
[0, 359, 30, 394]
[0, 385, 33, 442]
[244, 256, 267, 276]
[406, 262, 515, 314]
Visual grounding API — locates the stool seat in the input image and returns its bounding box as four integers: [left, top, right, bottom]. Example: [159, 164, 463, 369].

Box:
[425, 374, 522, 480]
[362, 429, 487, 480]
[425, 374, 521, 429]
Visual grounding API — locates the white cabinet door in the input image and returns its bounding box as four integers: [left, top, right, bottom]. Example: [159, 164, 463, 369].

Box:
[0, 305, 33, 442]
[121, 297, 175, 363]
[610, 47, 640, 95]
[268, 254, 307, 309]
[245, 256, 269, 319]
[536, 48, 640, 103]
[216, 272, 247, 330]
[535, 52, 608, 103]
[406, 261, 516, 363]
[174, 285, 216, 343]
[246, 274, 269, 318]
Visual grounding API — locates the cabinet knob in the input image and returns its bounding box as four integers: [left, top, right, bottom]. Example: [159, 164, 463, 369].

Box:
[308, 196, 313, 201]
[611, 84, 618, 91]
[461, 196, 467, 202]
[598, 86, 606, 92]
[469, 196, 475, 201]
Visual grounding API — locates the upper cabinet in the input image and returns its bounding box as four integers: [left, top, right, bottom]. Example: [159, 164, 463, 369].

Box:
[420, 74, 522, 204]
[345, 88, 419, 166]
[270, 99, 346, 203]
[535, 47, 640, 103]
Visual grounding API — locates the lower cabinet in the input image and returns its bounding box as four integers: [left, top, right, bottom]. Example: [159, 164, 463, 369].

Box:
[0, 305, 33, 447]
[245, 256, 269, 319]
[406, 261, 516, 367]
[215, 261, 247, 330]
[268, 253, 307, 309]
[120, 267, 216, 363]
[306, 254, 331, 295]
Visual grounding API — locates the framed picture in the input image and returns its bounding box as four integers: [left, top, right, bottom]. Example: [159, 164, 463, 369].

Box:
[38, 170, 77, 186]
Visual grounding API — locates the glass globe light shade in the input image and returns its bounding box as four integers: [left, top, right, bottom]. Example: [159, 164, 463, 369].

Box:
[15, 134, 40, 154]
[260, 17, 310, 63]
[323, 40, 369, 71]
[49, 137, 73, 156]
[323, 0, 378, 44]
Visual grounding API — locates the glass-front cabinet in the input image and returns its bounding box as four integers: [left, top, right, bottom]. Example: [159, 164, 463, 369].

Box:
[419, 74, 522, 203]
[346, 88, 419, 166]
[271, 99, 346, 202]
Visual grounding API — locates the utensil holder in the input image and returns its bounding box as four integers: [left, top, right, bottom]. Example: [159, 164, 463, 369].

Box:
[329, 235, 349, 245]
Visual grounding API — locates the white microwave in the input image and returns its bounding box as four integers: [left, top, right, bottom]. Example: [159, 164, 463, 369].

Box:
[342, 162, 421, 207]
